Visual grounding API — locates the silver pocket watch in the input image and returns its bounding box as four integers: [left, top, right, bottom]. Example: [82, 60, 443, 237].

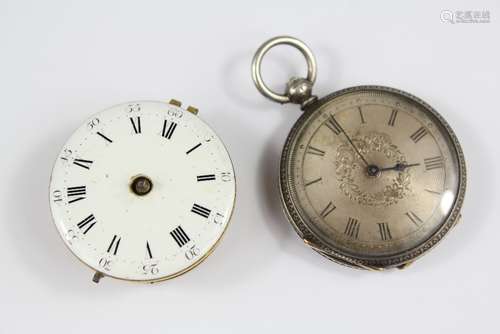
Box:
[252, 36, 466, 270]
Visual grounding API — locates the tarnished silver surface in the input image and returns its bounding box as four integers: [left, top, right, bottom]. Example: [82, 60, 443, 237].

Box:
[279, 86, 466, 269]
[251, 36, 317, 104]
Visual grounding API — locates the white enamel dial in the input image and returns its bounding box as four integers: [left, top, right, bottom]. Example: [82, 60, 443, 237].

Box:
[49, 101, 236, 282]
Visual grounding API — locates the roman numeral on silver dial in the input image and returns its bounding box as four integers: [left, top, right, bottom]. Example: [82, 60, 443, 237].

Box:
[344, 217, 360, 239]
[358, 107, 366, 124]
[304, 177, 322, 187]
[410, 126, 427, 143]
[320, 201, 336, 218]
[388, 109, 398, 126]
[424, 156, 444, 170]
[377, 223, 392, 240]
[306, 145, 325, 156]
[405, 211, 423, 226]
[325, 115, 342, 135]
[73, 158, 93, 170]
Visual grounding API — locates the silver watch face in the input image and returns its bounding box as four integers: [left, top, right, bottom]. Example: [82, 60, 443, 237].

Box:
[280, 86, 466, 268]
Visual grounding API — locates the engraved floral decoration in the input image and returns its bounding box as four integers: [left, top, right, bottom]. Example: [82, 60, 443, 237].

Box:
[335, 131, 411, 207]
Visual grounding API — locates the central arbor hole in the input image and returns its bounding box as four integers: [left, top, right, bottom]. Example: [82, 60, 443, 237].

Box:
[130, 175, 153, 196]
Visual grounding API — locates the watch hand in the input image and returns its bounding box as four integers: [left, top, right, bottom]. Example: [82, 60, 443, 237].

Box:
[379, 163, 420, 172]
[330, 115, 369, 167]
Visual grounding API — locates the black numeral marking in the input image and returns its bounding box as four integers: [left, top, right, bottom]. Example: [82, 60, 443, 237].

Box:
[73, 158, 93, 170]
[425, 189, 442, 195]
[410, 126, 427, 143]
[67, 186, 86, 204]
[344, 217, 360, 239]
[107, 235, 121, 255]
[191, 203, 211, 218]
[325, 115, 342, 135]
[197, 174, 216, 182]
[146, 241, 153, 259]
[96, 131, 113, 143]
[304, 177, 322, 187]
[77, 214, 97, 234]
[161, 120, 177, 139]
[306, 145, 326, 156]
[377, 223, 392, 241]
[424, 156, 444, 170]
[405, 211, 423, 226]
[170, 226, 190, 248]
[320, 201, 336, 218]
[388, 109, 398, 126]
[358, 107, 366, 124]
[130, 116, 141, 134]
[186, 143, 202, 155]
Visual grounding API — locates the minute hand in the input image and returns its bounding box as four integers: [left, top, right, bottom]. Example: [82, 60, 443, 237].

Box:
[330, 115, 369, 167]
[379, 163, 420, 172]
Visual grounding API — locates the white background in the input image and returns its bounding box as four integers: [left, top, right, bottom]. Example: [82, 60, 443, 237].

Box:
[1, 1, 499, 333]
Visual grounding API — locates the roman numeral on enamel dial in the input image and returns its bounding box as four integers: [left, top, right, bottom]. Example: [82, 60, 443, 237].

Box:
[130, 116, 141, 134]
[161, 120, 177, 139]
[146, 241, 153, 259]
[197, 174, 216, 182]
[191, 203, 211, 218]
[107, 235, 121, 255]
[77, 214, 97, 234]
[97, 131, 113, 143]
[170, 226, 190, 248]
[67, 186, 86, 204]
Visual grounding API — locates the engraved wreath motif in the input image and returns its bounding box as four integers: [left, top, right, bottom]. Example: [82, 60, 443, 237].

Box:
[335, 131, 411, 207]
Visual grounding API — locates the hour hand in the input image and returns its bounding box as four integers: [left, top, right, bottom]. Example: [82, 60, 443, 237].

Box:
[379, 162, 420, 172]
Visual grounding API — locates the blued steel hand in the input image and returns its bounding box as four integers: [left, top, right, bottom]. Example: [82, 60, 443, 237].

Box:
[379, 162, 420, 172]
[330, 115, 369, 167]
